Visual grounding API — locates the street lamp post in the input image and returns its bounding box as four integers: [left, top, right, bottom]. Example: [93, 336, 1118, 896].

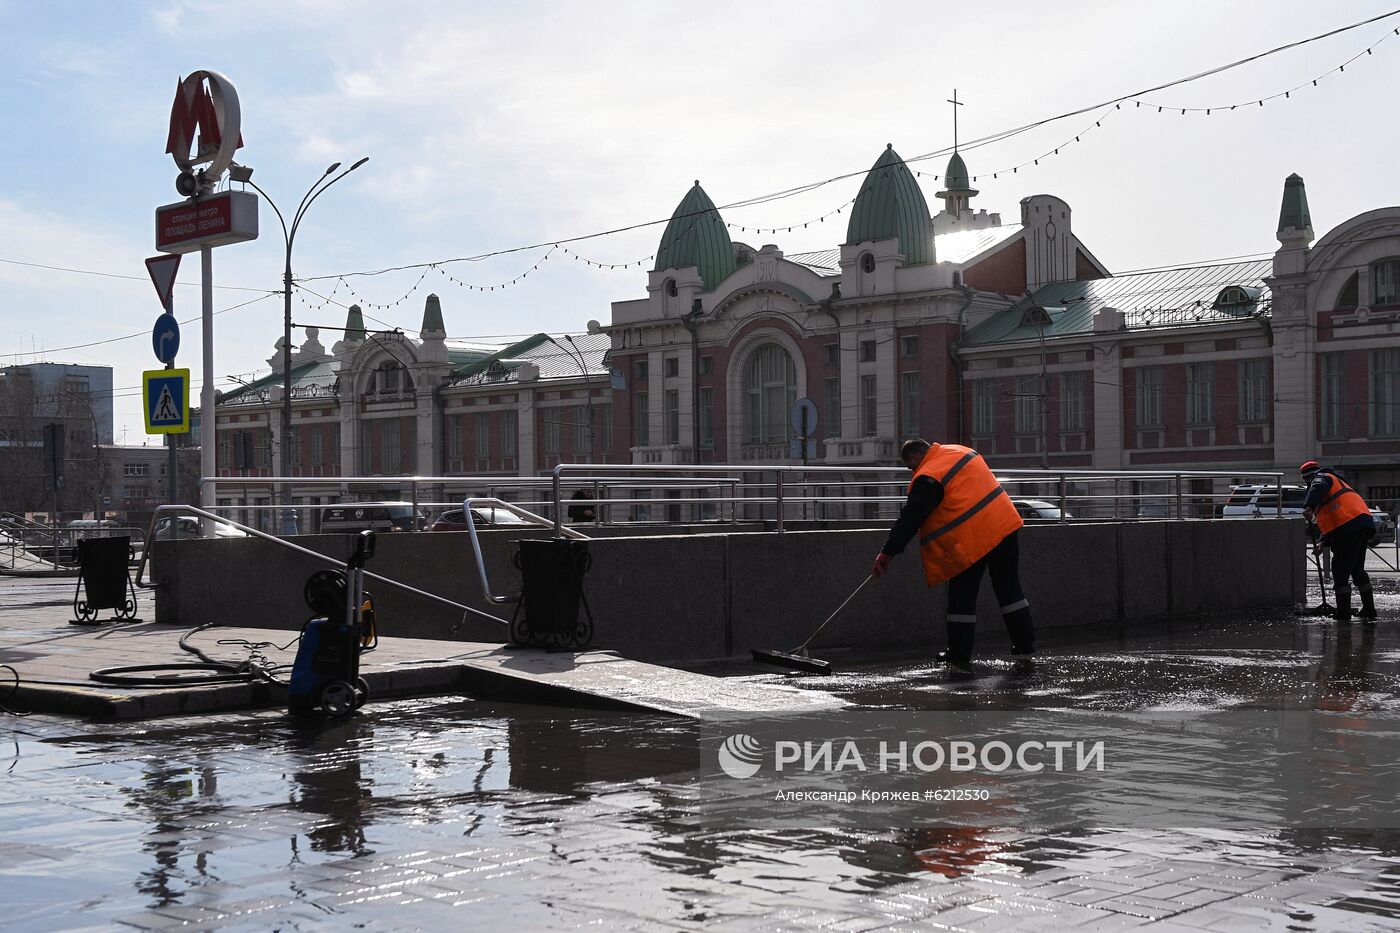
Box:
[244, 157, 368, 534]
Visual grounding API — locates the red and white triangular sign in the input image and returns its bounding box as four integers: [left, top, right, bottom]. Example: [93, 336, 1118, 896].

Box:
[145, 254, 181, 311]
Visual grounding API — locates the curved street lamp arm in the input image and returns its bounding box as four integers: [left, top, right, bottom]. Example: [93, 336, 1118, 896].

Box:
[289, 158, 369, 252]
[244, 179, 290, 247]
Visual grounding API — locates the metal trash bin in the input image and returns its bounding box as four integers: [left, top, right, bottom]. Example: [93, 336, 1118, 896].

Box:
[511, 538, 593, 649]
[73, 536, 139, 624]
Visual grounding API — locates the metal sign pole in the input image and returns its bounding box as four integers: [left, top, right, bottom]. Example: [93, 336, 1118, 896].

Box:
[200, 244, 215, 532]
[166, 288, 178, 509]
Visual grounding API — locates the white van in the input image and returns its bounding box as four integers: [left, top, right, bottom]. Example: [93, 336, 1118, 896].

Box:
[319, 502, 427, 533]
[1220, 484, 1308, 518]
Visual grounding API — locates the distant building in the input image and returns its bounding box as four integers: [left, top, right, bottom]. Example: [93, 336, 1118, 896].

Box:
[0, 362, 114, 515]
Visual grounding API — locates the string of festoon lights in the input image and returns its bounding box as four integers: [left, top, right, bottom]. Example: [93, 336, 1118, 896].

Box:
[1131, 24, 1399, 113]
[299, 242, 659, 311]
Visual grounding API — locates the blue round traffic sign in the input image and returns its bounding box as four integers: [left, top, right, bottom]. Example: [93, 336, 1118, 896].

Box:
[152, 313, 180, 364]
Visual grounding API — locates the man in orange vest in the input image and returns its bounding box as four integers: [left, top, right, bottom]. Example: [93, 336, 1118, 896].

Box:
[1301, 460, 1376, 622]
[871, 438, 1034, 670]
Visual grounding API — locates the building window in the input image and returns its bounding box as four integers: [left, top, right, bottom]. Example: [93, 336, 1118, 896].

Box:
[1373, 259, 1400, 306]
[1186, 362, 1215, 425]
[972, 379, 996, 435]
[900, 372, 919, 438]
[1136, 367, 1163, 427]
[861, 374, 877, 436]
[1239, 359, 1270, 422]
[381, 420, 401, 473]
[1060, 372, 1085, 432]
[901, 335, 919, 358]
[1014, 376, 1043, 434]
[448, 416, 464, 460]
[574, 406, 590, 452]
[665, 390, 680, 445]
[598, 404, 613, 450]
[475, 413, 491, 460]
[824, 377, 840, 433]
[859, 339, 877, 363]
[311, 425, 324, 466]
[329, 424, 340, 473]
[698, 388, 714, 449]
[743, 343, 796, 444]
[635, 359, 649, 380]
[502, 411, 517, 456]
[698, 356, 712, 376]
[1335, 273, 1359, 310]
[824, 343, 839, 367]
[860, 252, 875, 274]
[664, 356, 679, 378]
[543, 410, 560, 453]
[635, 392, 650, 447]
[375, 361, 411, 395]
[123, 463, 149, 477]
[1320, 353, 1346, 439]
[1372, 348, 1400, 436]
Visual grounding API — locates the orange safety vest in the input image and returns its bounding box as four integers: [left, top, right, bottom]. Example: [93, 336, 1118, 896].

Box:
[1313, 472, 1370, 536]
[913, 444, 1024, 587]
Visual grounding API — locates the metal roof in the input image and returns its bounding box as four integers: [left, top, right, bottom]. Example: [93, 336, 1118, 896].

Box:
[654, 182, 737, 291]
[845, 146, 934, 265]
[786, 224, 1022, 276]
[935, 224, 1022, 264]
[786, 248, 841, 275]
[450, 332, 610, 387]
[962, 258, 1273, 346]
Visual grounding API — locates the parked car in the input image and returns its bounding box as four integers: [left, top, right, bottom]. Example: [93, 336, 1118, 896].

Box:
[1369, 508, 1396, 544]
[1220, 484, 1308, 518]
[153, 516, 249, 539]
[320, 502, 428, 534]
[429, 507, 534, 532]
[1011, 499, 1071, 521]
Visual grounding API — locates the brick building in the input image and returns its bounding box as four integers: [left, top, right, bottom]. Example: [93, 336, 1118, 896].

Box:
[211, 146, 1400, 521]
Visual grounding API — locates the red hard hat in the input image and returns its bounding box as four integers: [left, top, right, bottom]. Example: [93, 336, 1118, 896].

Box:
[1299, 460, 1320, 474]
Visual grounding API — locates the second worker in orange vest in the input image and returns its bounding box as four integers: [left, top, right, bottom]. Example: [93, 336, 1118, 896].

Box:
[1300, 460, 1376, 622]
[870, 438, 1034, 671]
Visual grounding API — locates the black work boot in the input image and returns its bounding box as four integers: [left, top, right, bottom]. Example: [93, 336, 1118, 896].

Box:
[1359, 587, 1377, 622]
[1334, 586, 1352, 624]
[940, 622, 975, 671]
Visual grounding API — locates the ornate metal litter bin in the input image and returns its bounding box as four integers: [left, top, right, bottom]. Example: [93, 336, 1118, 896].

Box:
[72, 536, 139, 625]
[510, 538, 594, 649]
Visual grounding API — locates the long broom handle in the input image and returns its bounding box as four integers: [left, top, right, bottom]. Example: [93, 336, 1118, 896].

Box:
[795, 574, 874, 652]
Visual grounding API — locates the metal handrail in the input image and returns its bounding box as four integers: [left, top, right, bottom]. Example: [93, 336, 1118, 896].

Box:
[460, 497, 586, 605]
[136, 504, 509, 628]
[195, 466, 1292, 533]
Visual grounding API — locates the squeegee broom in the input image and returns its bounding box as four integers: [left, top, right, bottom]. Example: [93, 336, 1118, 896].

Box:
[752, 574, 873, 674]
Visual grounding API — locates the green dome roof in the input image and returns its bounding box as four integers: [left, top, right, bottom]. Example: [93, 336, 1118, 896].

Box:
[937, 151, 977, 197]
[845, 145, 934, 265]
[653, 181, 737, 291]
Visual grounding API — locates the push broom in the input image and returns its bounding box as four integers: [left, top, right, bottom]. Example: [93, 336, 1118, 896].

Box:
[752, 574, 873, 674]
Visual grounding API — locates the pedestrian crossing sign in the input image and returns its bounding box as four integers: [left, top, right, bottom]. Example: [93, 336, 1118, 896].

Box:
[143, 368, 190, 434]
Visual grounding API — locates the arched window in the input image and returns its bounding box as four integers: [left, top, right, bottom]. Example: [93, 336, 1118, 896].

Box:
[373, 360, 413, 395]
[1335, 272, 1359, 310]
[743, 343, 796, 444]
[860, 252, 876, 274]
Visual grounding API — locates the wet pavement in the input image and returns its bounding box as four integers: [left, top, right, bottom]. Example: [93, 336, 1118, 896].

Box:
[2, 562, 1400, 930]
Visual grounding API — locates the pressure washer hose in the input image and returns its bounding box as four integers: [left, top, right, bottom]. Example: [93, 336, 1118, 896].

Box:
[87, 623, 289, 688]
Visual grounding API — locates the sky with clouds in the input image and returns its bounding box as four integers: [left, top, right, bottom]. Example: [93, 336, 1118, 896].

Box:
[2, 0, 1399, 444]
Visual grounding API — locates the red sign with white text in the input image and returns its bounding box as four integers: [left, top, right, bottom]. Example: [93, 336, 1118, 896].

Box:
[155, 190, 258, 254]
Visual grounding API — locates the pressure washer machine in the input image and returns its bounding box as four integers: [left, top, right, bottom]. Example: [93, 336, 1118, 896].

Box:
[289, 529, 379, 717]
